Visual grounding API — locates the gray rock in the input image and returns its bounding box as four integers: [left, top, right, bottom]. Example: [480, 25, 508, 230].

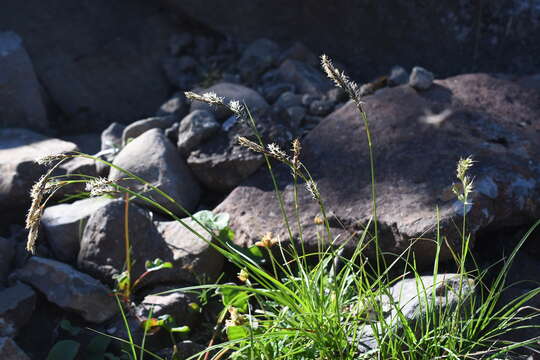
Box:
[0, 129, 78, 224]
[388, 65, 409, 86]
[0, 282, 36, 337]
[156, 218, 224, 283]
[12, 257, 117, 323]
[109, 129, 201, 216]
[409, 66, 434, 90]
[308, 99, 334, 116]
[274, 91, 303, 110]
[61, 133, 101, 155]
[122, 115, 177, 146]
[192, 35, 215, 57]
[156, 92, 189, 118]
[169, 33, 193, 56]
[162, 56, 198, 88]
[136, 290, 199, 326]
[0, 237, 15, 285]
[239, 38, 281, 82]
[77, 198, 170, 286]
[262, 83, 295, 104]
[326, 87, 347, 103]
[190, 82, 269, 120]
[285, 106, 306, 129]
[55, 156, 99, 197]
[165, 122, 180, 144]
[0, 337, 30, 360]
[277, 60, 332, 95]
[42, 197, 114, 262]
[0, 31, 48, 131]
[177, 110, 220, 156]
[216, 74, 540, 268]
[101, 122, 125, 152]
[280, 42, 319, 67]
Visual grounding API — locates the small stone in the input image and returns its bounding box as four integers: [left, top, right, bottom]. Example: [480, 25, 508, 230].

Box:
[156, 92, 189, 118]
[136, 290, 199, 326]
[262, 83, 295, 104]
[239, 38, 281, 82]
[388, 65, 409, 86]
[277, 59, 332, 95]
[301, 94, 319, 107]
[280, 42, 319, 67]
[0, 282, 36, 337]
[309, 99, 334, 116]
[0, 337, 30, 360]
[100, 122, 125, 152]
[12, 257, 117, 323]
[359, 83, 376, 97]
[169, 33, 193, 56]
[326, 87, 347, 103]
[122, 115, 177, 145]
[177, 110, 220, 156]
[409, 66, 434, 90]
[274, 91, 303, 110]
[285, 106, 306, 129]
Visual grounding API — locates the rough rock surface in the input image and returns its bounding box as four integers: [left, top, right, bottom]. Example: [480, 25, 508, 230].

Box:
[136, 290, 199, 326]
[177, 110, 220, 156]
[109, 129, 201, 215]
[277, 60, 332, 95]
[409, 66, 434, 90]
[0, 282, 36, 337]
[12, 257, 117, 323]
[0, 237, 15, 285]
[0, 129, 78, 224]
[122, 115, 177, 145]
[0, 337, 30, 360]
[0, 31, 48, 131]
[239, 38, 281, 83]
[42, 197, 114, 262]
[216, 74, 540, 268]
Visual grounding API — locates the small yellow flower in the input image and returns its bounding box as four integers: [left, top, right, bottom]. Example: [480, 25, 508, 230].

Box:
[313, 215, 324, 225]
[237, 268, 249, 282]
[255, 232, 279, 248]
[225, 307, 247, 328]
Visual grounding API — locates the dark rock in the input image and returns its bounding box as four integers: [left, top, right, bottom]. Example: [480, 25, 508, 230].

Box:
[12, 257, 117, 323]
[0, 129, 78, 224]
[55, 156, 99, 196]
[409, 66, 434, 90]
[0, 31, 48, 131]
[274, 91, 303, 110]
[280, 42, 319, 67]
[215, 74, 540, 268]
[0, 0, 180, 132]
[61, 133, 101, 155]
[190, 82, 269, 121]
[136, 289, 199, 326]
[239, 38, 281, 82]
[0, 337, 30, 360]
[301, 94, 319, 107]
[122, 115, 177, 145]
[0, 237, 15, 285]
[169, 33, 193, 56]
[42, 197, 113, 263]
[162, 56, 199, 88]
[101, 122, 125, 152]
[165, 122, 180, 144]
[0, 282, 36, 337]
[77, 198, 170, 286]
[177, 110, 220, 156]
[156, 92, 189, 119]
[193, 35, 215, 58]
[308, 99, 334, 116]
[277, 60, 332, 95]
[284, 106, 306, 129]
[262, 83, 295, 104]
[388, 66, 409, 86]
[326, 87, 347, 103]
[109, 129, 201, 216]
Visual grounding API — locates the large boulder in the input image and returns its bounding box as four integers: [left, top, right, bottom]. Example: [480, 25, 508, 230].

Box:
[0, 0, 181, 132]
[11, 257, 117, 323]
[0, 32, 48, 131]
[0, 129, 78, 224]
[108, 128, 201, 216]
[163, 1, 540, 79]
[215, 74, 540, 268]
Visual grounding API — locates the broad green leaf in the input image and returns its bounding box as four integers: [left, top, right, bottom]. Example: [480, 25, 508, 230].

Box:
[59, 319, 81, 336]
[218, 286, 250, 313]
[84, 335, 111, 359]
[170, 325, 190, 333]
[226, 325, 249, 340]
[46, 340, 80, 360]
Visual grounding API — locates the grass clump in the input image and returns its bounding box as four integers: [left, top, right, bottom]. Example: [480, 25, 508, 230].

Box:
[27, 55, 540, 360]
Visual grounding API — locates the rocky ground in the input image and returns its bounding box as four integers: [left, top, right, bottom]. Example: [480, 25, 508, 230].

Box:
[1, 1, 540, 359]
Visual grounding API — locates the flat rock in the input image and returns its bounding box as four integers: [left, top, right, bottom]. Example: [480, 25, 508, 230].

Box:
[136, 290, 199, 326]
[156, 92, 189, 118]
[0, 337, 30, 360]
[0, 31, 48, 131]
[239, 38, 281, 82]
[42, 197, 114, 262]
[177, 110, 220, 156]
[216, 74, 540, 268]
[12, 257, 117, 323]
[0, 129, 78, 224]
[122, 115, 177, 145]
[109, 129, 201, 216]
[0, 282, 36, 337]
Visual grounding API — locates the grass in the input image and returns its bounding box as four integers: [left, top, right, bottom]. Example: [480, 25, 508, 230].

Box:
[27, 55, 540, 360]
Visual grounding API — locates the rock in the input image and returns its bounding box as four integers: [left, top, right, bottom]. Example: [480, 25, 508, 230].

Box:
[239, 38, 281, 82]
[61, 133, 101, 155]
[280, 42, 319, 67]
[277, 60, 332, 95]
[0, 129, 78, 224]
[169, 33, 193, 56]
[55, 156, 99, 196]
[136, 290, 199, 326]
[177, 110, 220, 156]
[162, 56, 198, 88]
[190, 82, 269, 121]
[409, 66, 434, 90]
[0, 282, 36, 337]
[274, 91, 303, 110]
[517, 74, 540, 92]
[0, 337, 30, 360]
[42, 197, 113, 262]
[122, 115, 177, 145]
[192, 35, 215, 58]
[77, 198, 171, 286]
[101, 122, 125, 152]
[215, 74, 540, 268]
[326, 88, 347, 103]
[0, 237, 15, 285]
[308, 99, 334, 116]
[12, 257, 117, 323]
[388, 65, 409, 86]
[0, 31, 48, 131]
[109, 129, 201, 216]
[156, 92, 189, 118]
[156, 218, 224, 283]
[262, 83, 295, 104]
[284, 106, 306, 129]
[165, 122, 180, 144]
[0, 0, 182, 132]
